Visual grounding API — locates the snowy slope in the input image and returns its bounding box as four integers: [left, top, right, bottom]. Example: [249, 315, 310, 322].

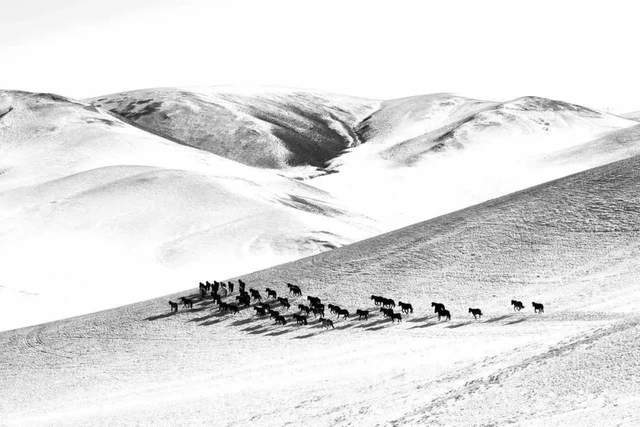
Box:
[0, 91, 376, 331]
[622, 110, 640, 121]
[313, 95, 639, 228]
[88, 87, 378, 170]
[1, 155, 639, 425]
[90, 89, 640, 231]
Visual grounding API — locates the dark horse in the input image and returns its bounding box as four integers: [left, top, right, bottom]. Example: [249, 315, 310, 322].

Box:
[468, 308, 482, 319]
[277, 297, 291, 310]
[356, 309, 369, 320]
[307, 296, 321, 306]
[370, 295, 384, 306]
[398, 301, 413, 314]
[436, 308, 451, 321]
[380, 307, 393, 318]
[250, 289, 262, 301]
[287, 283, 302, 296]
[337, 308, 350, 319]
[391, 312, 402, 323]
[511, 300, 524, 311]
[431, 302, 445, 313]
[266, 288, 277, 299]
[274, 315, 287, 325]
[321, 318, 335, 329]
[168, 301, 178, 312]
[532, 302, 544, 313]
[298, 304, 311, 315]
[293, 314, 308, 325]
[180, 297, 193, 309]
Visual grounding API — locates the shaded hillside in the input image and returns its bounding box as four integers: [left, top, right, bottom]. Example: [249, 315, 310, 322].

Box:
[88, 87, 378, 169]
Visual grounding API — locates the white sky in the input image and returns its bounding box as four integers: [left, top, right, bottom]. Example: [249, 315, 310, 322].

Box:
[1, 0, 639, 113]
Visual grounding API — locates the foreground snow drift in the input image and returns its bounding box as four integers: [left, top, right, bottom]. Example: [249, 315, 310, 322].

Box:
[0, 91, 375, 331]
[2, 156, 639, 425]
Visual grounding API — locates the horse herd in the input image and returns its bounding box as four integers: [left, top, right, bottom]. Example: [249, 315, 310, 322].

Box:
[167, 280, 546, 329]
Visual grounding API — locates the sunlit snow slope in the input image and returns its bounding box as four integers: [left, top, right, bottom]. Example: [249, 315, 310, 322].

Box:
[0, 91, 375, 331]
[94, 90, 640, 231]
[313, 94, 640, 228]
[1, 155, 639, 425]
[88, 87, 378, 170]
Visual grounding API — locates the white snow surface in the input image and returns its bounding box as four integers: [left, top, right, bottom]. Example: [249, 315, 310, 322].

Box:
[312, 94, 639, 228]
[3, 88, 640, 332]
[0, 91, 376, 331]
[2, 155, 640, 425]
[92, 89, 640, 231]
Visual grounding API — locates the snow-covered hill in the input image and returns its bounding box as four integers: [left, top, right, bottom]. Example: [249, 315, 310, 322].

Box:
[622, 110, 640, 121]
[0, 91, 375, 331]
[312, 95, 639, 228]
[2, 155, 639, 425]
[88, 87, 378, 170]
[93, 89, 640, 230]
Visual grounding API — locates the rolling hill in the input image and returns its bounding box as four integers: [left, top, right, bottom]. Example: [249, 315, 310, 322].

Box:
[88, 87, 378, 170]
[92, 89, 640, 230]
[0, 90, 375, 331]
[313, 95, 639, 227]
[1, 155, 639, 425]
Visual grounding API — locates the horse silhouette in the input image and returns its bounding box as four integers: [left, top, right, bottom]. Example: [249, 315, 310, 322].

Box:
[168, 301, 178, 312]
[381, 298, 395, 308]
[307, 296, 321, 306]
[380, 307, 393, 318]
[321, 318, 335, 329]
[328, 304, 341, 315]
[274, 315, 287, 325]
[312, 306, 325, 317]
[370, 295, 384, 305]
[431, 302, 445, 313]
[398, 301, 413, 314]
[236, 294, 251, 307]
[287, 283, 302, 296]
[180, 297, 193, 309]
[511, 300, 524, 311]
[356, 309, 369, 320]
[298, 304, 311, 315]
[468, 308, 482, 319]
[391, 312, 402, 323]
[266, 288, 277, 299]
[532, 302, 544, 313]
[269, 309, 281, 319]
[337, 308, 350, 319]
[254, 306, 267, 316]
[436, 308, 451, 321]
[293, 314, 308, 325]
[250, 289, 262, 301]
[277, 297, 290, 310]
